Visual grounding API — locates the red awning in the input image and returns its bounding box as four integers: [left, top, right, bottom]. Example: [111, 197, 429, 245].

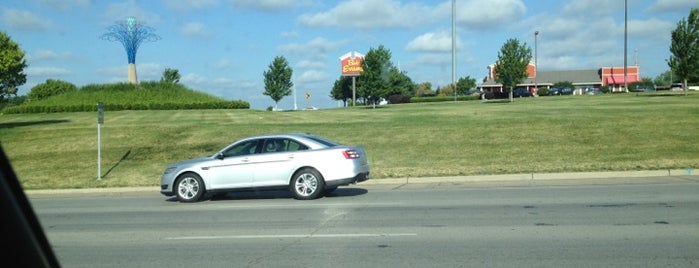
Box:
[606, 75, 638, 84]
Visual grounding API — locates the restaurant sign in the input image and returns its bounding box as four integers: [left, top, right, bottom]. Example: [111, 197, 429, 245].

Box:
[339, 51, 364, 76]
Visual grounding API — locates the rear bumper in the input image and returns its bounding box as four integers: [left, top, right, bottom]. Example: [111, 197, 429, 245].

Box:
[326, 172, 370, 188]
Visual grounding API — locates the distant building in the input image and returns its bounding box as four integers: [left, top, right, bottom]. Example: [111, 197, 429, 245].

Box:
[479, 63, 640, 94]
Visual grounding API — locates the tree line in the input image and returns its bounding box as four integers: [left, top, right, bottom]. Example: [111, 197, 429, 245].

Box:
[2, 8, 697, 109]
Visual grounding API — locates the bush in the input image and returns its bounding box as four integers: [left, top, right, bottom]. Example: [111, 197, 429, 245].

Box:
[387, 94, 412, 104]
[410, 95, 479, 103]
[28, 79, 77, 101]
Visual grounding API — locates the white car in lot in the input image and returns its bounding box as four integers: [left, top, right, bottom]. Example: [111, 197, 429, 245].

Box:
[160, 133, 370, 202]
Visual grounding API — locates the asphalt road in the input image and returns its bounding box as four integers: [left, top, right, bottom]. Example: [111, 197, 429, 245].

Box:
[29, 176, 699, 268]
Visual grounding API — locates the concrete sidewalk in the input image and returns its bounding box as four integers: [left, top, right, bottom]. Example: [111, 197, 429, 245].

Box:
[369, 169, 697, 185]
[25, 169, 697, 196]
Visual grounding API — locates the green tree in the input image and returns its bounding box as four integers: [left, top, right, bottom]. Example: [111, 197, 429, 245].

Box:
[414, 82, 433, 97]
[263, 56, 293, 110]
[654, 70, 674, 86]
[387, 69, 414, 97]
[358, 45, 393, 106]
[330, 76, 353, 107]
[161, 68, 181, 84]
[668, 8, 699, 96]
[627, 78, 654, 92]
[0, 31, 28, 103]
[456, 76, 476, 95]
[494, 38, 532, 102]
[28, 79, 77, 101]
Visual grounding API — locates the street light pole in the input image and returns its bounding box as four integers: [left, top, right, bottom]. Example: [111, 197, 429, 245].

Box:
[534, 31, 538, 96]
[452, 0, 456, 102]
[623, 0, 628, 92]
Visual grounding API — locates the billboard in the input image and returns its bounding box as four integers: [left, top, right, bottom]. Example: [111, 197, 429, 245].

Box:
[339, 51, 364, 76]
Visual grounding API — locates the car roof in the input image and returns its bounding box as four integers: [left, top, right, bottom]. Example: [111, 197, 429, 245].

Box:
[242, 133, 341, 148]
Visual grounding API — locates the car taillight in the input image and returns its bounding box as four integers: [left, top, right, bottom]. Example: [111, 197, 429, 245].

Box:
[342, 149, 360, 159]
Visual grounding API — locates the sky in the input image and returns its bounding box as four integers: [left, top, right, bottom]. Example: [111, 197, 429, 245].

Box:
[1, 0, 696, 110]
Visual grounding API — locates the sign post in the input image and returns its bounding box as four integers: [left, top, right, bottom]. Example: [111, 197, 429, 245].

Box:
[339, 51, 364, 106]
[97, 102, 104, 180]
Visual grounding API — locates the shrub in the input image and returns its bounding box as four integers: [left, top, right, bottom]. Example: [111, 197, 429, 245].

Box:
[28, 79, 77, 101]
[387, 94, 412, 104]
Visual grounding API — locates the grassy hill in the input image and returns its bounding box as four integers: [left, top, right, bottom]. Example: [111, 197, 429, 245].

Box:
[0, 92, 697, 190]
[2, 81, 248, 113]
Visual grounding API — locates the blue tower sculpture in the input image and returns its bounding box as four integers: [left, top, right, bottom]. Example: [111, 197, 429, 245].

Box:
[101, 17, 160, 84]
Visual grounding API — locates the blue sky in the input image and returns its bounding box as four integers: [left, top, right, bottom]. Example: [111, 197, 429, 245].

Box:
[1, 0, 696, 110]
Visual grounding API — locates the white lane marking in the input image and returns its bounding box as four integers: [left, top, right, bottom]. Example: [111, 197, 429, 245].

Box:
[165, 233, 417, 240]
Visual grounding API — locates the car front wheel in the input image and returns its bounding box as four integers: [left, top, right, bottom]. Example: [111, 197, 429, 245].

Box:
[175, 173, 205, 203]
[291, 168, 325, 200]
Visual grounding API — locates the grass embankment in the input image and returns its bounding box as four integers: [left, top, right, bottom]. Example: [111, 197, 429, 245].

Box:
[1, 92, 698, 190]
[2, 82, 249, 113]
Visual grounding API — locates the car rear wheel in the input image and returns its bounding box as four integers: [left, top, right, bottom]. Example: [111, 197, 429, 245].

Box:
[291, 168, 325, 200]
[175, 173, 205, 203]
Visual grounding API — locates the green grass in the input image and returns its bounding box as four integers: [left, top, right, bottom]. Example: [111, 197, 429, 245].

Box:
[1, 92, 698, 190]
[2, 82, 248, 113]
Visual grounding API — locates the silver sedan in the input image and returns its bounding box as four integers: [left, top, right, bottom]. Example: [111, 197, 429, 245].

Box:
[160, 133, 370, 202]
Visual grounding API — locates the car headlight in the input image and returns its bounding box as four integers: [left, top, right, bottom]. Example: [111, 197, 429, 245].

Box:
[163, 166, 177, 174]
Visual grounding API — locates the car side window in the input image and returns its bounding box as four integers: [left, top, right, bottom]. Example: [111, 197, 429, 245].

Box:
[262, 138, 289, 153]
[222, 140, 260, 157]
[287, 139, 308, 151]
[261, 138, 308, 153]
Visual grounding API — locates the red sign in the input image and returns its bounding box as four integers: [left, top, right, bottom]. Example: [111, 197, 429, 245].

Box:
[339, 51, 364, 76]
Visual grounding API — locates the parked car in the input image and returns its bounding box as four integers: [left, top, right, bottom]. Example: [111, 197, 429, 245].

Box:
[513, 88, 532, 97]
[586, 88, 603, 95]
[160, 133, 370, 202]
[549, 87, 572, 96]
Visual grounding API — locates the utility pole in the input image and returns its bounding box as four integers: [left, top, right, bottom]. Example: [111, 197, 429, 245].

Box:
[535, 31, 539, 96]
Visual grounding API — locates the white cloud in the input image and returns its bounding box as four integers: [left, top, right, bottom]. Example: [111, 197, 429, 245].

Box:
[560, 0, 618, 17]
[26, 66, 72, 77]
[628, 18, 674, 40]
[406, 31, 462, 53]
[297, 70, 328, 83]
[136, 63, 164, 80]
[456, 0, 527, 30]
[104, 1, 161, 25]
[26, 50, 74, 61]
[298, 0, 439, 29]
[0, 8, 52, 31]
[278, 37, 344, 58]
[40, 0, 90, 10]
[212, 59, 232, 70]
[181, 22, 211, 38]
[164, 0, 219, 12]
[296, 60, 325, 69]
[412, 53, 451, 66]
[647, 0, 697, 13]
[228, 0, 300, 11]
[281, 31, 300, 38]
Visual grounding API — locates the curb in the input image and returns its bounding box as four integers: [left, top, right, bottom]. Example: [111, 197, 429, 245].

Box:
[364, 169, 696, 185]
[25, 169, 697, 196]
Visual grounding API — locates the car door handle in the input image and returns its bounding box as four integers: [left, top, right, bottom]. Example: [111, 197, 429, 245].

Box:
[241, 158, 250, 162]
[288, 154, 295, 159]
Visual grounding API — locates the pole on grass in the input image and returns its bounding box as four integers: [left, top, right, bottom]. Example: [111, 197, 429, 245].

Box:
[97, 102, 104, 180]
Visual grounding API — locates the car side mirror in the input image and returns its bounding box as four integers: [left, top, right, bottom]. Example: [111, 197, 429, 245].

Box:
[215, 153, 224, 160]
